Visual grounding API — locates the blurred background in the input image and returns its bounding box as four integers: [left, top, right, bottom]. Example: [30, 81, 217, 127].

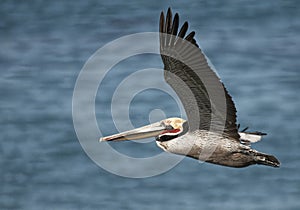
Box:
[1, 0, 300, 209]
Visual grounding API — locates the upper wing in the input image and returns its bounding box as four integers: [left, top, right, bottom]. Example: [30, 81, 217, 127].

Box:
[159, 8, 240, 140]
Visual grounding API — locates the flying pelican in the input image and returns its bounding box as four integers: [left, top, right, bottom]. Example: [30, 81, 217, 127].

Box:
[100, 8, 280, 168]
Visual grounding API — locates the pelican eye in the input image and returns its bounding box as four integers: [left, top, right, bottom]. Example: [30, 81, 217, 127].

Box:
[165, 125, 174, 130]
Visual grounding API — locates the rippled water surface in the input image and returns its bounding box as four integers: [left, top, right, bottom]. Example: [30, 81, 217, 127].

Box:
[1, 1, 300, 209]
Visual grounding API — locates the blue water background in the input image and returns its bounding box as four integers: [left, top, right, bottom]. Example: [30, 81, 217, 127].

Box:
[1, 0, 300, 209]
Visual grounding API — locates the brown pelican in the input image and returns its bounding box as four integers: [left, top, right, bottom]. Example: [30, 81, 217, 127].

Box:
[100, 8, 280, 168]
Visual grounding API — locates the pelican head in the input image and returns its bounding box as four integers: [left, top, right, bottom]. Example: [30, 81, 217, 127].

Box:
[100, 117, 188, 142]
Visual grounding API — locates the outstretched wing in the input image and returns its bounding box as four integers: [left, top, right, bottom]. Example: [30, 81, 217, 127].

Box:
[159, 8, 240, 140]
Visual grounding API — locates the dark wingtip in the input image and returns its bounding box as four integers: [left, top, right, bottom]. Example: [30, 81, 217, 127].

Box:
[160, 11, 165, 33]
[239, 125, 267, 136]
[171, 13, 179, 35]
[165, 7, 172, 33]
[241, 126, 249, 132]
[167, 7, 172, 15]
[160, 8, 200, 48]
[185, 31, 195, 41]
[178, 21, 188, 38]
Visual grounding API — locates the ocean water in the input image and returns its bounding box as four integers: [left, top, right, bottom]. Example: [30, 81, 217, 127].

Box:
[1, 0, 300, 209]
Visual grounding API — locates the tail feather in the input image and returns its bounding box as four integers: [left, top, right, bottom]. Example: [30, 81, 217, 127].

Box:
[254, 152, 280, 168]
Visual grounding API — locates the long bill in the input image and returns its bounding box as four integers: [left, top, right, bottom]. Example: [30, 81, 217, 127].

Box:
[99, 121, 166, 142]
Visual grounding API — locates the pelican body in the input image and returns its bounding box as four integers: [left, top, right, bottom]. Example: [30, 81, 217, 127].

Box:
[100, 8, 280, 168]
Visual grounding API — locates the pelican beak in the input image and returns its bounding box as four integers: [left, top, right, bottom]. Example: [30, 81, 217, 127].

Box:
[99, 122, 166, 142]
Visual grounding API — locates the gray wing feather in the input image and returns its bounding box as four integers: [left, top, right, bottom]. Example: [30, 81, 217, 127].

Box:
[159, 8, 239, 140]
